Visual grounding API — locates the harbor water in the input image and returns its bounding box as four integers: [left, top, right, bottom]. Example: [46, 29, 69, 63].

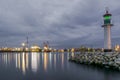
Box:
[0, 52, 120, 80]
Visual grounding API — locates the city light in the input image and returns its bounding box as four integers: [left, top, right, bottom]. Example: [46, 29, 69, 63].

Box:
[22, 43, 26, 47]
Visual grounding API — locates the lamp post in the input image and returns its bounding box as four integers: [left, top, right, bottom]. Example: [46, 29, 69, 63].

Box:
[22, 42, 26, 52]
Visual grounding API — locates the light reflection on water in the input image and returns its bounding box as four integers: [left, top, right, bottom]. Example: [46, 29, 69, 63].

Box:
[0, 52, 66, 74]
[31, 52, 39, 72]
[43, 52, 48, 72]
[0, 52, 120, 80]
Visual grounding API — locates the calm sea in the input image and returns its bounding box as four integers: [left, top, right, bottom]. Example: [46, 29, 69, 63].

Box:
[0, 52, 120, 80]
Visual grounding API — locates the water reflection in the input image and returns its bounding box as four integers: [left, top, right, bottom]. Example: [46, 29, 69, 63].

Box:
[49, 53, 52, 68]
[43, 52, 48, 72]
[0, 52, 120, 80]
[22, 53, 26, 74]
[54, 53, 56, 70]
[31, 52, 40, 72]
[61, 53, 64, 69]
[15, 53, 29, 74]
[16, 53, 20, 69]
[1, 53, 14, 66]
[0, 52, 66, 74]
[71, 52, 75, 57]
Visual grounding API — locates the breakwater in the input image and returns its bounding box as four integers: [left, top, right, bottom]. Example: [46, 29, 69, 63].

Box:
[69, 52, 120, 70]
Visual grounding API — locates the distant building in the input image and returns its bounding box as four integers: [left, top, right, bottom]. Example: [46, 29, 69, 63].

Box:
[30, 45, 41, 52]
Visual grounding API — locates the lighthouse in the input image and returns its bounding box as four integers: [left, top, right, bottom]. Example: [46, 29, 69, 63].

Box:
[102, 9, 113, 51]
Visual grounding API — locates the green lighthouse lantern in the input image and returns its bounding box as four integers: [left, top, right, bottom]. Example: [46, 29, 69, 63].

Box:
[103, 10, 112, 25]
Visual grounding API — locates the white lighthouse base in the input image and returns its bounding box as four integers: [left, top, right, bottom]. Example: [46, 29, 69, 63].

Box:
[104, 25, 111, 50]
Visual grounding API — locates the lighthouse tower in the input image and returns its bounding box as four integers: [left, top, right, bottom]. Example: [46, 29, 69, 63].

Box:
[102, 9, 113, 51]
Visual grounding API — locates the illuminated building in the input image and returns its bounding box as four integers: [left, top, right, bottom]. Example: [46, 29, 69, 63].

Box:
[30, 45, 41, 52]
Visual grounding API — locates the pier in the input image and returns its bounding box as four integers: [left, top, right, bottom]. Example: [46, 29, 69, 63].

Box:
[69, 52, 120, 71]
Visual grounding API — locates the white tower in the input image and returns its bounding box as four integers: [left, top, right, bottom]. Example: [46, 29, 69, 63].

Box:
[102, 9, 113, 50]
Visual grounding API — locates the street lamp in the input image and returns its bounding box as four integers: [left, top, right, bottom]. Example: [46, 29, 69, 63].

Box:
[22, 42, 26, 51]
[22, 43, 25, 47]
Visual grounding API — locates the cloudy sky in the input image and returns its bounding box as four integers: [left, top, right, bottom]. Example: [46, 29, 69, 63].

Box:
[0, 0, 120, 48]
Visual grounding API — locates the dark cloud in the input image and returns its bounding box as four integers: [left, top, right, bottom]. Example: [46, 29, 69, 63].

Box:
[0, 0, 120, 48]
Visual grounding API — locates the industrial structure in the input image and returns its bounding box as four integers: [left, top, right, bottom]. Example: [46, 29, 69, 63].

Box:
[102, 9, 113, 51]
